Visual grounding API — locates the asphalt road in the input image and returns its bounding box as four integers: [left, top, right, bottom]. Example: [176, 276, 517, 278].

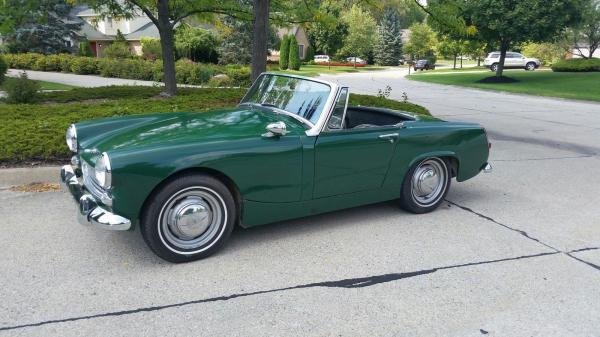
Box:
[2, 70, 600, 336]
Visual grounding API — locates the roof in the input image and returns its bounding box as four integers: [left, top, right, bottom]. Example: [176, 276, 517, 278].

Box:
[124, 22, 160, 40]
[76, 20, 114, 41]
[70, 5, 97, 17]
[277, 26, 299, 38]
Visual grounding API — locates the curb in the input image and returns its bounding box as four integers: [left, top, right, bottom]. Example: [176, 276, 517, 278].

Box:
[0, 166, 60, 189]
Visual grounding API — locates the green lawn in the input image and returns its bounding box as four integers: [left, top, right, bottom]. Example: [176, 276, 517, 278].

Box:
[268, 64, 389, 77]
[408, 71, 600, 102]
[1, 77, 77, 91]
[0, 86, 429, 164]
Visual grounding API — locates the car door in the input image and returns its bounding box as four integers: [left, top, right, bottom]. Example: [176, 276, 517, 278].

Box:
[506, 52, 521, 67]
[313, 88, 399, 198]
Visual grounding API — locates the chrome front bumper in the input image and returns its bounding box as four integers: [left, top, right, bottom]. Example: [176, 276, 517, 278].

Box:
[483, 163, 493, 173]
[59, 165, 131, 230]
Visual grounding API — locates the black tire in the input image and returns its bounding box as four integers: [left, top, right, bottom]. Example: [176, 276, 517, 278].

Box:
[140, 173, 236, 263]
[490, 63, 499, 72]
[399, 157, 451, 214]
[525, 62, 536, 71]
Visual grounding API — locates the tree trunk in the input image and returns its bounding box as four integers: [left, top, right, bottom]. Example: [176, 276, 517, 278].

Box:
[251, 0, 270, 81]
[477, 56, 481, 67]
[453, 55, 457, 69]
[496, 40, 509, 78]
[157, 0, 176, 96]
[460, 56, 463, 68]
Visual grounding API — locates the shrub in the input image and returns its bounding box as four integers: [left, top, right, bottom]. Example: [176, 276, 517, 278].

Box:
[208, 74, 232, 87]
[3, 72, 40, 104]
[78, 39, 94, 57]
[551, 58, 600, 72]
[288, 36, 301, 70]
[141, 37, 162, 60]
[70, 57, 98, 74]
[225, 65, 251, 86]
[0, 55, 7, 85]
[175, 25, 219, 63]
[279, 35, 290, 70]
[304, 45, 314, 62]
[521, 42, 566, 66]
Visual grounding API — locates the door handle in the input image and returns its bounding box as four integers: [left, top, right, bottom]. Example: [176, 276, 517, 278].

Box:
[378, 133, 399, 143]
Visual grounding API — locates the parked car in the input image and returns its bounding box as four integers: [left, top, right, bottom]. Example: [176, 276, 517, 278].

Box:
[413, 59, 435, 71]
[484, 52, 541, 72]
[60, 73, 492, 263]
[398, 59, 406, 65]
[346, 56, 367, 65]
[314, 55, 331, 63]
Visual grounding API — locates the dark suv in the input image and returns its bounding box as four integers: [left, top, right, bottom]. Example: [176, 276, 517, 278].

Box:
[413, 59, 435, 71]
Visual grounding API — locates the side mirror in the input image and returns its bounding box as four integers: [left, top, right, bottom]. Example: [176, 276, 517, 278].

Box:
[262, 121, 288, 138]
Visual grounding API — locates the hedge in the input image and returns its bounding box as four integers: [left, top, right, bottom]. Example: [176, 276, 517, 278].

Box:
[0, 86, 430, 164]
[3, 53, 252, 86]
[551, 58, 600, 72]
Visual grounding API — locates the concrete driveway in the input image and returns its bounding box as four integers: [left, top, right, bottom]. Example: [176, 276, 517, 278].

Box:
[1, 70, 600, 336]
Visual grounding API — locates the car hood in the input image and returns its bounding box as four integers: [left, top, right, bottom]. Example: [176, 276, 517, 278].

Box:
[76, 106, 306, 157]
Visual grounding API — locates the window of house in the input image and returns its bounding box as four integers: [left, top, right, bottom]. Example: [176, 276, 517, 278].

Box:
[106, 17, 113, 28]
[298, 44, 304, 59]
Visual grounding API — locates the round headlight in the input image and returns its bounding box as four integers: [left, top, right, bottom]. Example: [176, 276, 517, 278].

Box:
[94, 152, 112, 189]
[66, 124, 78, 153]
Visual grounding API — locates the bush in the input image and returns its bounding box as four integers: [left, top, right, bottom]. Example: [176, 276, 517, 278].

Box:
[78, 40, 94, 57]
[304, 45, 314, 62]
[551, 58, 600, 72]
[288, 36, 301, 70]
[102, 37, 132, 59]
[0, 55, 7, 85]
[521, 42, 566, 66]
[70, 57, 98, 74]
[279, 35, 290, 70]
[141, 37, 162, 60]
[3, 72, 40, 104]
[175, 25, 219, 63]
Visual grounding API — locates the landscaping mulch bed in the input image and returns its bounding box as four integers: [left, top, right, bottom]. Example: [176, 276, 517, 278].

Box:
[476, 76, 520, 84]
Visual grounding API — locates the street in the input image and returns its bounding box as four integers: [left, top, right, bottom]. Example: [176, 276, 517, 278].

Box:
[1, 70, 600, 336]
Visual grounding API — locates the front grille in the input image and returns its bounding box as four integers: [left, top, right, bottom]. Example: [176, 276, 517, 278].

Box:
[81, 160, 111, 205]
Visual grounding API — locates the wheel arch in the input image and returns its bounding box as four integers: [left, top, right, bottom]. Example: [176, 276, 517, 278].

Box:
[407, 151, 459, 178]
[138, 166, 243, 227]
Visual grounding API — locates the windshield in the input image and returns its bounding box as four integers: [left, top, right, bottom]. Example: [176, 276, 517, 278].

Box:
[241, 74, 331, 124]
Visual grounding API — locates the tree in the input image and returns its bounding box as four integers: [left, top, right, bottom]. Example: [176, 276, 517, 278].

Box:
[374, 7, 403, 66]
[571, 0, 600, 59]
[338, 5, 378, 63]
[217, 16, 253, 65]
[288, 35, 300, 70]
[419, 0, 584, 77]
[437, 36, 465, 68]
[521, 42, 566, 65]
[305, 44, 315, 62]
[307, 2, 348, 56]
[0, 0, 82, 54]
[279, 35, 291, 69]
[251, 0, 269, 81]
[404, 22, 437, 62]
[175, 25, 219, 63]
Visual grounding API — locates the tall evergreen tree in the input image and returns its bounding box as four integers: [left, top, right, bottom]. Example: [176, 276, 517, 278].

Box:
[1, 0, 82, 54]
[279, 35, 291, 70]
[374, 8, 403, 66]
[288, 35, 300, 70]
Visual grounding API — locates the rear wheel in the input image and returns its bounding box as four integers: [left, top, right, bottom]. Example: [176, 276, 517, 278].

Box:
[525, 62, 536, 71]
[399, 157, 451, 214]
[140, 173, 236, 263]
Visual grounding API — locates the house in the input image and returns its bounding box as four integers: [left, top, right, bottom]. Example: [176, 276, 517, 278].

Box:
[274, 26, 310, 60]
[70, 5, 160, 57]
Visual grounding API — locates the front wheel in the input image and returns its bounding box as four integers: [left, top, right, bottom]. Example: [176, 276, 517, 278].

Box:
[140, 173, 236, 263]
[490, 63, 499, 72]
[525, 62, 536, 71]
[399, 157, 451, 214]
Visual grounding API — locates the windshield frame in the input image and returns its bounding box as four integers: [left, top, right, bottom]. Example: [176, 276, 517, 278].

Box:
[239, 73, 340, 136]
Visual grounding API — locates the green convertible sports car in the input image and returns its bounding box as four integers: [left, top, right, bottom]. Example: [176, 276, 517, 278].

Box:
[60, 73, 491, 262]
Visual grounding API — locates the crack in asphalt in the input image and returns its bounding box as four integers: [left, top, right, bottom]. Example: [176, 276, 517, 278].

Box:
[0, 251, 559, 332]
[447, 200, 600, 273]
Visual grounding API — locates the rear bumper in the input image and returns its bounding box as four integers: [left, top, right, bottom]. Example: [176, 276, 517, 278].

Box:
[60, 165, 131, 230]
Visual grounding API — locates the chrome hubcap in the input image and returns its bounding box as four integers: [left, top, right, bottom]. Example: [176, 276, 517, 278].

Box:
[411, 159, 447, 206]
[168, 197, 212, 240]
[159, 187, 226, 252]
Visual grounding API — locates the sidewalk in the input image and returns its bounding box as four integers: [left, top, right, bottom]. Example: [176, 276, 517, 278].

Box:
[7, 69, 162, 88]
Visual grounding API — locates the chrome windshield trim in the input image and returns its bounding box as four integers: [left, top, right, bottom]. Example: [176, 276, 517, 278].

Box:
[239, 102, 315, 129]
[240, 72, 339, 137]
